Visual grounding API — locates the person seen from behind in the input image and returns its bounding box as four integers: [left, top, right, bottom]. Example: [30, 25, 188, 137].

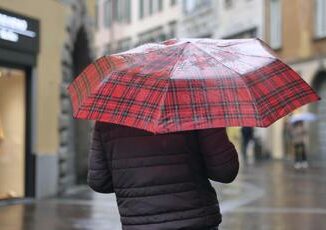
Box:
[88, 122, 239, 230]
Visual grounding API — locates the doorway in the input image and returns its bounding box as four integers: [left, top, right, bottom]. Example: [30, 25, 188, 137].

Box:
[72, 27, 92, 184]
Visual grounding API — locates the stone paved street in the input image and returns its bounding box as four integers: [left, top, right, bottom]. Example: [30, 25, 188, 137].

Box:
[1, 161, 326, 230]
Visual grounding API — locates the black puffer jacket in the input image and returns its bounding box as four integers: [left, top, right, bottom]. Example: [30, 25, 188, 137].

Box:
[88, 122, 239, 230]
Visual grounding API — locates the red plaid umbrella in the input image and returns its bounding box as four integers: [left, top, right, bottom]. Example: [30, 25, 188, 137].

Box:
[68, 38, 320, 134]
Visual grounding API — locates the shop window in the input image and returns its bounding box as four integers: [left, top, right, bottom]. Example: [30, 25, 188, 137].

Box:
[0, 67, 26, 199]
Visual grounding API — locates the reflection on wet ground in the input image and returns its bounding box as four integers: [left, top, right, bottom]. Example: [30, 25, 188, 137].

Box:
[0, 161, 325, 230]
[219, 162, 326, 230]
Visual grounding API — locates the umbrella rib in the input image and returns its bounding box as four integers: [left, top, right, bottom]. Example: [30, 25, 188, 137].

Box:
[154, 43, 190, 131]
[198, 38, 254, 47]
[211, 48, 270, 73]
[192, 42, 261, 122]
[197, 38, 275, 59]
[153, 80, 170, 132]
[112, 43, 165, 55]
[112, 40, 186, 58]
[214, 47, 275, 60]
[191, 42, 243, 76]
[206, 44, 275, 60]
[169, 42, 191, 78]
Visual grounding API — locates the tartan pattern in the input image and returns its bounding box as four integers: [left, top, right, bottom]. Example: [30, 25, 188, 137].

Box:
[68, 38, 320, 134]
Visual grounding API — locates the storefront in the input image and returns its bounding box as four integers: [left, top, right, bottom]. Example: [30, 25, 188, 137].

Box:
[0, 8, 39, 200]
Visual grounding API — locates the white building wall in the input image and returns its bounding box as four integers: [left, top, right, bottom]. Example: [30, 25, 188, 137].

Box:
[95, 0, 182, 56]
[179, 0, 219, 38]
[179, 0, 265, 39]
[215, 0, 265, 39]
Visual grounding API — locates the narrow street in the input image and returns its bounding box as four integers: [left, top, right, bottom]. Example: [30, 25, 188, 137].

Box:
[1, 161, 326, 230]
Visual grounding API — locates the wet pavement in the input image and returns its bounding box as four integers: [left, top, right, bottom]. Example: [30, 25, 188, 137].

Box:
[1, 161, 326, 230]
[219, 162, 326, 230]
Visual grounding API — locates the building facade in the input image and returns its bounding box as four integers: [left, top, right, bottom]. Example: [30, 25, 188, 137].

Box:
[264, 0, 326, 162]
[179, 0, 218, 38]
[179, 0, 265, 39]
[95, 0, 181, 56]
[214, 0, 265, 39]
[0, 0, 96, 200]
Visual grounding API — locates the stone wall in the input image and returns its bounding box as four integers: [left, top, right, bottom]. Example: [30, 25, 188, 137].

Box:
[59, 0, 95, 194]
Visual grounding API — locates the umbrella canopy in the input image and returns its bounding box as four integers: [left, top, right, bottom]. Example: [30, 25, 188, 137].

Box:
[290, 112, 317, 124]
[68, 38, 320, 134]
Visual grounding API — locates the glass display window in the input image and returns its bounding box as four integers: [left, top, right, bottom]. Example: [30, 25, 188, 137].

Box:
[0, 66, 26, 199]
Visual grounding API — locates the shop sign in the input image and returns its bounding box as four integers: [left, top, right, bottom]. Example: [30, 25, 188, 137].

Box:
[0, 8, 39, 54]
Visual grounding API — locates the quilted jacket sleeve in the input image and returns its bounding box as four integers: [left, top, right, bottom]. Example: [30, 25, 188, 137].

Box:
[87, 122, 114, 193]
[197, 128, 239, 183]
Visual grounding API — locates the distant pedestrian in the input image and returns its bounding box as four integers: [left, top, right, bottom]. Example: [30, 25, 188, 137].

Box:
[291, 120, 308, 169]
[88, 122, 239, 230]
[241, 127, 254, 163]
